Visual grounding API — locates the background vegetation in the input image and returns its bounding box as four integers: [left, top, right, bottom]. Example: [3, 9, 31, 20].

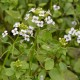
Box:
[0, 0, 80, 80]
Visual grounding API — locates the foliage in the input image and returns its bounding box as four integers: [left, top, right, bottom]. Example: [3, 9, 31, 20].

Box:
[0, 0, 80, 80]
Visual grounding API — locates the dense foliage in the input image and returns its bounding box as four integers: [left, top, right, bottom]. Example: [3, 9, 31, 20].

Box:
[0, 0, 80, 80]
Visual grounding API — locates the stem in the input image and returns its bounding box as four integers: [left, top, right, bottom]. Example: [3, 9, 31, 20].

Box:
[34, 28, 40, 50]
[8, 35, 14, 42]
[2, 35, 19, 66]
[0, 50, 9, 59]
[2, 51, 10, 66]
[28, 44, 35, 76]
[0, 38, 11, 45]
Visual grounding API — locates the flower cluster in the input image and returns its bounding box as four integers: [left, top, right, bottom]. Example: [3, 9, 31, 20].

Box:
[24, 8, 55, 28]
[2, 7, 56, 42]
[2, 22, 34, 42]
[63, 27, 80, 44]
[12, 23, 34, 41]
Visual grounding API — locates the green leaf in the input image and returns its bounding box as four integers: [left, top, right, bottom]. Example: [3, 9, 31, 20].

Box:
[67, 47, 80, 59]
[49, 68, 65, 80]
[16, 71, 22, 79]
[31, 63, 38, 71]
[38, 70, 46, 80]
[63, 70, 79, 80]
[36, 54, 46, 62]
[37, 30, 52, 43]
[74, 0, 78, 2]
[5, 10, 21, 19]
[39, 3, 46, 7]
[67, 0, 73, 2]
[9, 0, 18, 6]
[21, 61, 29, 69]
[76, 5, 80, 15]
[13, 47, 20, 56]
[5, 15, 16, 24]
[28, 4, 35, 7]
[45, 58, 54, 70]
[1, 0, 9, 3]
[59, 62, 67, 71]
[53, 11, 62, 18]
[73, 58, 80, 73]
[5, 68, 14, 76]
[64, 3, 74, 15]
[0, 3, 9, 10]
[41, 44, 52, 52]
[39, 0, 48, 3]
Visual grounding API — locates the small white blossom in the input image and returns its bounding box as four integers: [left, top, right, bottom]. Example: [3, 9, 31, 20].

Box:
[2, 30, 8, 37]
[29, 8, 36, 12]
[53, 5, 60, 11]
[75, 31, 80, 36]
[71, 21, 77, 26]
[30, 31, 33, 37]
[52, 21, 55, 25]
[39, 10, 45, 17]
[19, 29, 27, 36]
[11, 28, 18, 36]
[13, 22, 20, 28]
[37, 21, 44, 27]
[29, 26, 34, 30]
[27, 26, 34, 36]
[68, 27, 76, 36]
[24, 14, 30, 20]
[24, 34, 30, 41]
[32, 16, 39, 23]
[45, 16, 55, 25]
[26, 30, 33, 36]
[77, 36, 80, 43]
[64, 34, 71, 42]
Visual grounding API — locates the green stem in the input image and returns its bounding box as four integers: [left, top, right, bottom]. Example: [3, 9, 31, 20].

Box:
[2, 35, 19, 66]
[8, 35, 14, 42]
[28, 44, 35, 76]
[2, 51, 10, 66]
[0, 50, 9, 59]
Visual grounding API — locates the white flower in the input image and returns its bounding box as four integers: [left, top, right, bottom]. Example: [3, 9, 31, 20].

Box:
[45, 16, 55, 25]
[71, 21, 77, 26]
[24, 34, 30, 41]
[29, 26, 34, 30]
[13, 22, 20, 28]
[24, 14, 30, 20]
[39, 10, 45, 17]
[68, 27, 76, 36]
[37, 21, 44, 27]
[29, 8, 36, 12]
[53, 5, 60, 11]
[27, 26, 34, 36]
[77, 36, 80, 43]
[64, 34, 71, 42]
[2, 30, 8, 37]
[26, 29, 33, 36]
[75, 31, 80, 36]
[11, 28, 18, 36]
[52, 21, 55, 25]
[32, 16, 39, 23]
[19, 29, 27, 36]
